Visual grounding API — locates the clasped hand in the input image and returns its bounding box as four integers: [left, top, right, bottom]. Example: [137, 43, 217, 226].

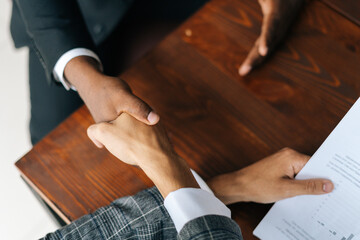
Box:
[64, 56, 160, 128]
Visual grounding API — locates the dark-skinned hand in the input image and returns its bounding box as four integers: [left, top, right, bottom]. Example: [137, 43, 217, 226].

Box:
[239, 0, 304, 76]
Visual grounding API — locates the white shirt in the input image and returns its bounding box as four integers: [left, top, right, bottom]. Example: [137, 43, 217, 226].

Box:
[53, 48, 102, 91]
[53, 50, 231, 232]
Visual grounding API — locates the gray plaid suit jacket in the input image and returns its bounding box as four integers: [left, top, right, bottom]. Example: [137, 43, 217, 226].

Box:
[41, 187, 243, 240]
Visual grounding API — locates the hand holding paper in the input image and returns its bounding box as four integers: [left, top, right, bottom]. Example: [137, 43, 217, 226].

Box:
[208, 148, 333, 205]
[254, 98, 360, 240]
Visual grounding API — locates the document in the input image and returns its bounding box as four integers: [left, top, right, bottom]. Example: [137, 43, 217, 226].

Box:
[254, 98, 360, 240]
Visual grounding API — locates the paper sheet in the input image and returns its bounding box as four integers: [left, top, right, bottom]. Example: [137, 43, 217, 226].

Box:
[254, 98, 360, 240]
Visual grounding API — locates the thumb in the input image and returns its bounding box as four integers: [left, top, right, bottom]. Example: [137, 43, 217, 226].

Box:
[123, 94, 160, 125]
[283, 179, 334, 198]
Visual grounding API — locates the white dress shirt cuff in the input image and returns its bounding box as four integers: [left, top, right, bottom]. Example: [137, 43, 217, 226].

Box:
[190, 169, 214, 194]
[53, 48, 103, 91]
[164, 171, 231, 232]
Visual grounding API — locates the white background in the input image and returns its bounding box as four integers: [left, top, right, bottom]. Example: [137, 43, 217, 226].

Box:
[0, 1, 58, 239]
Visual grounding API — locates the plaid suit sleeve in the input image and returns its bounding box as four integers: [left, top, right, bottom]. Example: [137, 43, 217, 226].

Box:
[178, 215, 243, 240]
[41, 187, 178, 240]
[41, 187, 243, 240]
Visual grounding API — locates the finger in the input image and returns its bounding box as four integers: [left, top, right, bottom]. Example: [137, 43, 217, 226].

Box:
[259, 0, 303, 57]
[87, 122, 113, 148]
[259, 7, 286, 56]
[283, 179, 334, 198]
[87, 124, 104, 148]
[92, 138, 104, 148]
[123, 94, 160, 125]
[292, 153, 311, 175]
[239, 40, 265, 76]
[258, 12, 273, 56]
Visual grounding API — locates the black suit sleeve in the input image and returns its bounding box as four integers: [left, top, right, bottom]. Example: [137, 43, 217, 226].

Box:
[15, 0, 96, 83]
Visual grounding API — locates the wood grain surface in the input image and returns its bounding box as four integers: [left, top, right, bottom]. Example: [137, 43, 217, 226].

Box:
[321, 0, 360, 26]
[16, 0, 360, 239]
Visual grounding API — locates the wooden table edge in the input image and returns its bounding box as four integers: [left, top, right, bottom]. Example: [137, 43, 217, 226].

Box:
[16, 168, 72, 225]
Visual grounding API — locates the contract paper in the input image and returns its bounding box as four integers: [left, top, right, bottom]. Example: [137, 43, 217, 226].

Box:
[254, 98, 360, 240]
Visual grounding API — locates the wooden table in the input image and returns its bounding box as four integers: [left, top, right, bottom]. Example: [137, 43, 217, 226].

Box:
[15, 0, 360, 239]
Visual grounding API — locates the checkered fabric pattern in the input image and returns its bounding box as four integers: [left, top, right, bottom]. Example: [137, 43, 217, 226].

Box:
[41, 187, 243, 240]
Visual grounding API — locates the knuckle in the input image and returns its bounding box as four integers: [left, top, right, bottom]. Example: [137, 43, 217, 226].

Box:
[305, 181, 318, 193]
[277, 184, 289, 196]
[280, 183, 293, 197]
[280, 147, 295, 156]
[133, 100, 150, 116]
[280, 147, 291, 152]
[87, 125, 96, 136]
[95, 122, 110, 135]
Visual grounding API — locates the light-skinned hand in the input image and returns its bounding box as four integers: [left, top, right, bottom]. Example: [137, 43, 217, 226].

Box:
[208, 148, 334, 204]
[87, 113, 199, 198]
[87, 112, 174, 165]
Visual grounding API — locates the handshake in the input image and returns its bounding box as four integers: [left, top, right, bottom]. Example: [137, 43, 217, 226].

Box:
[87, 113, 334, 204]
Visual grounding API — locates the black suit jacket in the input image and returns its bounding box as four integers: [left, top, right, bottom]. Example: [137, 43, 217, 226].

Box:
[10, 0, 134, 83]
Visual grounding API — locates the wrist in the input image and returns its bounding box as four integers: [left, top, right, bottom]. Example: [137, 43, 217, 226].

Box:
[207, 170, 247, 205]
[64, 56, 103, 91]
[140, 153, 199, 198]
